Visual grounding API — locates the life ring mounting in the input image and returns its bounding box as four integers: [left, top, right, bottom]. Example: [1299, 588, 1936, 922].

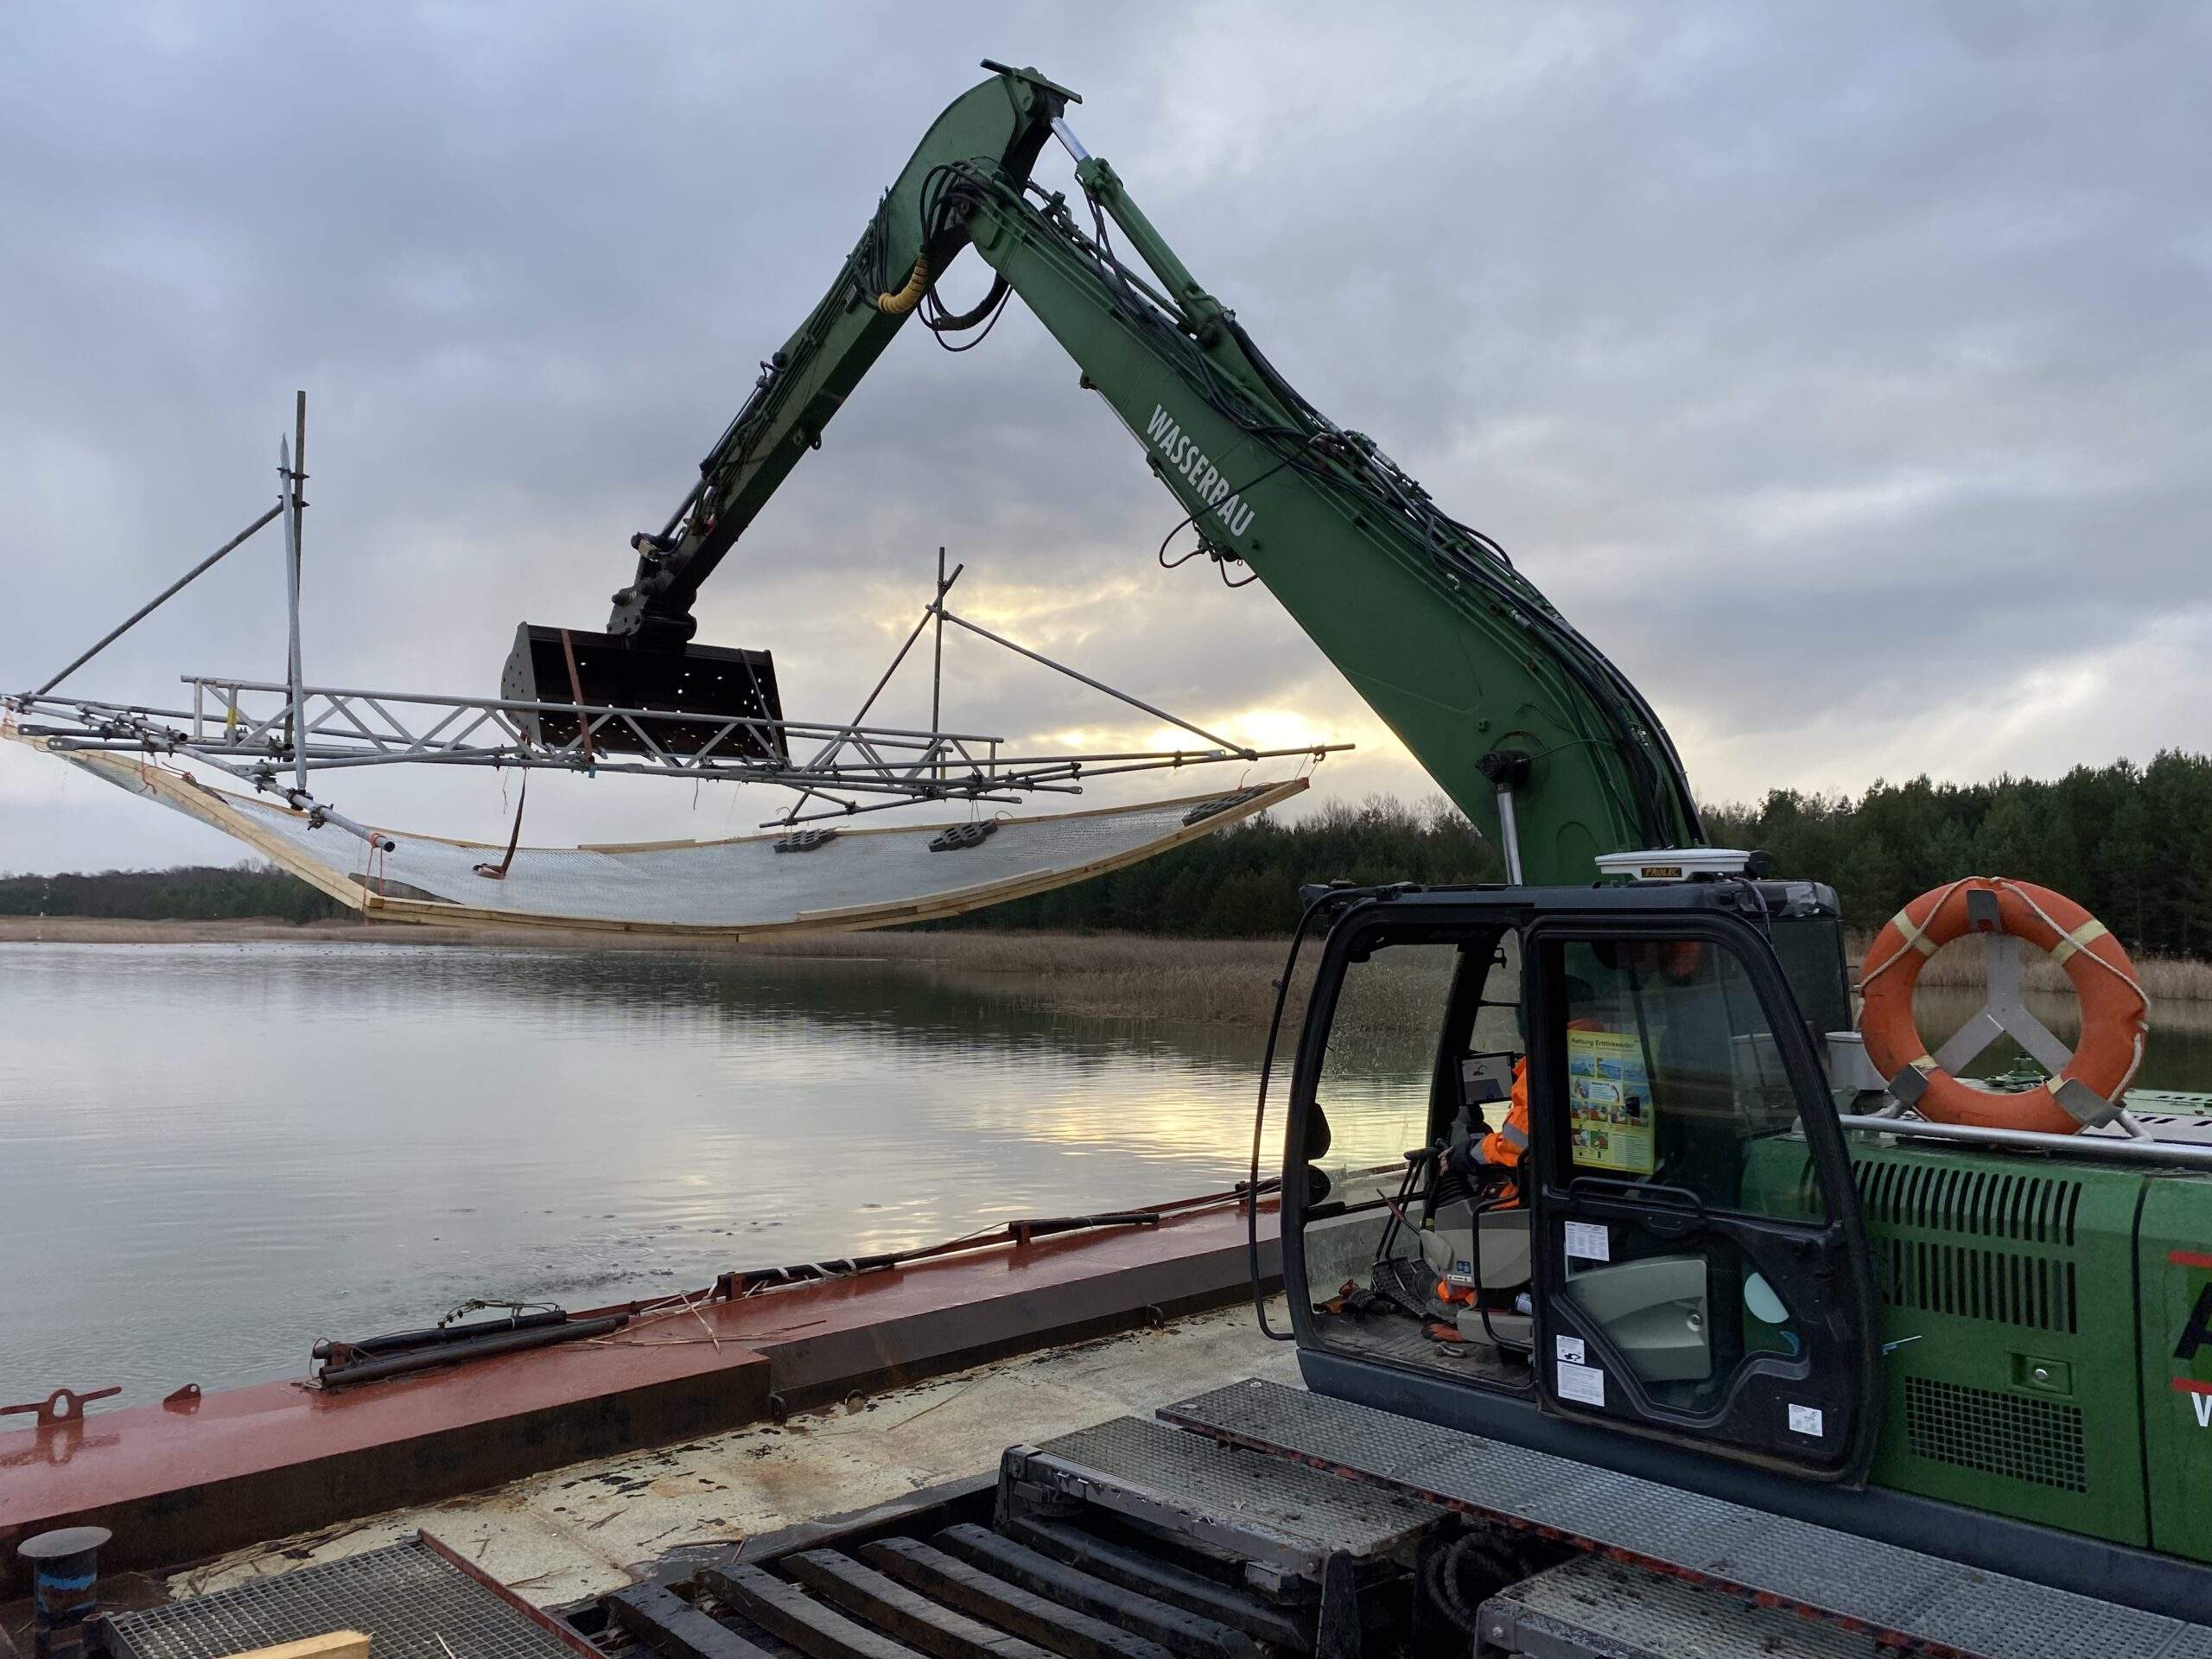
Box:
[1858, 876, 2150, 1136]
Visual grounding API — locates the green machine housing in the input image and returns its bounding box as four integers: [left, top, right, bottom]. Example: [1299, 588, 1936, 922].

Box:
[1749, 1134, 2212, 1560]
[1280, 876, 2212, 1614]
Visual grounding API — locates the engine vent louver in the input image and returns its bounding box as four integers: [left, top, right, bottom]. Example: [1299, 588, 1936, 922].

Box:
[1878, 1238, 2077, 1332]
[1905, 1376, 2088, 1492]
[1854, 1158, 2082, 1247]
[1844, 1152, 2083, 1332]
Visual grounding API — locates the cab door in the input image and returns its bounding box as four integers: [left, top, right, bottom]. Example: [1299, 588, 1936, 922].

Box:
[1523, 913, 1880, 1482]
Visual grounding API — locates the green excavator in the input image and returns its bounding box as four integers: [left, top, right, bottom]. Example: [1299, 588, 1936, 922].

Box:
[550, 62, 2212, 1648]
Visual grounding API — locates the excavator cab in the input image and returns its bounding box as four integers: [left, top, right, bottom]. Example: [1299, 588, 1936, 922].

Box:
[1281, 875, 1884, 1485]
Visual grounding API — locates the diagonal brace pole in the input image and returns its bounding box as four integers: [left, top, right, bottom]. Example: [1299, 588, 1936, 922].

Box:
[282, 391, 308, 793]
[31, 503, 283, 696]
[938, 607, 1251, 756]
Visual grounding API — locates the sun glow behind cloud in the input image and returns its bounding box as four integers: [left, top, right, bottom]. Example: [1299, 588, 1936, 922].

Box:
[2, 5, 2205, 872]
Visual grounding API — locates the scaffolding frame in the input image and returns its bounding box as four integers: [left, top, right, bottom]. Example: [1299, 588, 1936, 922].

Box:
[5, 394, 1347, 848]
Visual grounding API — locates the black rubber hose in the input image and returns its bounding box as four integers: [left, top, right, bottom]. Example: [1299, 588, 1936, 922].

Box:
[1423, 1533, 1522, 1636]
[318, 1314, 626, 1387]
[311, 1306, 567, 1361]
[925, 274, 1010, 332]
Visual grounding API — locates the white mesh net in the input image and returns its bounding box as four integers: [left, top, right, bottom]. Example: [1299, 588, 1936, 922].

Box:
[47, 746, 1303, 937]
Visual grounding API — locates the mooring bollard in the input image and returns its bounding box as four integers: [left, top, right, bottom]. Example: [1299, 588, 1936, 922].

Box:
[16, 1526, 112, 1659]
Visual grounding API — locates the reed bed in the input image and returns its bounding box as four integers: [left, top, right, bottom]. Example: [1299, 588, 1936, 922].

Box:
[1850, 931, 2212, 1003]
[0, 917, 1310, 1026]
[10, 917, 2209, 1026]
[747, 929, 1321, 1027]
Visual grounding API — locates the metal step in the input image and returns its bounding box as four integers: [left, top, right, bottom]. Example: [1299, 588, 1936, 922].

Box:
[932, 1525, 1257, 1659]
[607, 1582, 773, 1659]
[782, 1549, 1058, 1659]
[702, 1562, 925, 1659]
[1475, 1554, 1882, 1658]
[1012, 1414, 1444, 1591]
[1159, 1379, 2212, 1659]
[999, 1516, 1312, 1652]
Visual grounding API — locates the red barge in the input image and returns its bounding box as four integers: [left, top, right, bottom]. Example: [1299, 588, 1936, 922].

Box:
[2, 1189, 1282, 1597]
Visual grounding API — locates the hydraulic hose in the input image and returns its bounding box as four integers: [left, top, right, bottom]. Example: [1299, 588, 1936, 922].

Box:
[876, 253, 931, 315]
[925, 274, 1010, 332]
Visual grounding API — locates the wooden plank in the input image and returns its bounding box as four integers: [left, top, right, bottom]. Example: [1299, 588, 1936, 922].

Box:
[607, 1581, 774, 1659]
[856, 1540, 1174, 1659]
[218, 1635, 370, 1659]
[700, 1563, 923, 1659]
[783, 1550, 1056, 1659]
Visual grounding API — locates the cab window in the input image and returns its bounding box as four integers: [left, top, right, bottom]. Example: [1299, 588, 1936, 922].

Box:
[1300, 929, 1535, 1390]
[1536, 934, 1825, 1420]
[1549, 938, 1817, 1221]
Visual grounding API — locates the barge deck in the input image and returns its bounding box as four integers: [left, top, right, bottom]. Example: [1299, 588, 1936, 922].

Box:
[2, 1191, 1281, 1593]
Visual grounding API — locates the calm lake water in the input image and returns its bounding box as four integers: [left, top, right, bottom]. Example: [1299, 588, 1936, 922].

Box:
[2, 943, 2207, 1410]
[0, 943, 1278, 1408]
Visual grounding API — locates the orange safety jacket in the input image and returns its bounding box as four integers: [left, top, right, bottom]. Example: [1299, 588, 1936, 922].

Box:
[1471, 1059, 1533, 1174]
[1433, 1058, 1538, 1306]
[1457, 1019, 1605, 1198]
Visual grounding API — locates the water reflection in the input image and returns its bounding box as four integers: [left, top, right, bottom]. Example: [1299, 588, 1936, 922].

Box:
[0, 944, 1278, 1404]
[3, 944, 2204, 1408]
[1913, 986, 2212, 1090]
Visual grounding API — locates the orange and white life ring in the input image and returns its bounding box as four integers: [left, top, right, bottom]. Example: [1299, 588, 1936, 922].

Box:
[1859, 877, 2149, 1135]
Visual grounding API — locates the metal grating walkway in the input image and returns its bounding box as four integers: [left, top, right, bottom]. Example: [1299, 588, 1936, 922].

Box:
[107, 1537, 588, 1659]
[1159, 1379, 2212, 1659]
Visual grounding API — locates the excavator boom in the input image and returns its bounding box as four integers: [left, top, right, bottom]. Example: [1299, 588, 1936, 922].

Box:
[588, 62, 1702, 885]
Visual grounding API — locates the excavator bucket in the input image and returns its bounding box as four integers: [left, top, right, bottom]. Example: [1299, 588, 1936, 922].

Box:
[499, 624, 785, 762]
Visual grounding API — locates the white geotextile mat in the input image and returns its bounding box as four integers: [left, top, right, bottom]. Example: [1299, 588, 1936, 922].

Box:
[44, 744, 1303, 935]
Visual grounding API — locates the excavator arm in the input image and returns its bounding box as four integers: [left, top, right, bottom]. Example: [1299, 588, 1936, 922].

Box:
[607, 61, 1076, 645]
[594, 63, 1702, 884]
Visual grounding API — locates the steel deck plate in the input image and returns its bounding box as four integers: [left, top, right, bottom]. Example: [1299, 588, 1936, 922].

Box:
[1480, 1554, 1876, 1658]
[105, 1537, 588, 1659]
[1028, 1415, 1443, 1565]
[1158, 1380, 2212, 1659]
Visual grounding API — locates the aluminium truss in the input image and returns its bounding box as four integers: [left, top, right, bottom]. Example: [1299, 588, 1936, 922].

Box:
[5, 395, 1348, 858]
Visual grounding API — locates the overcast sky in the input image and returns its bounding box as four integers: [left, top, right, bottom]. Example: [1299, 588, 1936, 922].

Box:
[2, 3, 2205, 875]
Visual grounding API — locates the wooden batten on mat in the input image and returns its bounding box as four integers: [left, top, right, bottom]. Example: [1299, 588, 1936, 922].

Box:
[218, 1634, 370, 1659]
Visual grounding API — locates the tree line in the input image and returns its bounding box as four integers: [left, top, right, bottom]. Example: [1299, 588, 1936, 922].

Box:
[0, 863, 342, 924]
[1701, 751, 2212, 957]
[7, 751, 2208, 956]
[953, 750, 2212, 956]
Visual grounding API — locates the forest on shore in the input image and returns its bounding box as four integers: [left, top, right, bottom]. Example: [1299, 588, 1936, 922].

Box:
[5, 751, 2209, 958]
[963, 750, 2212, 957]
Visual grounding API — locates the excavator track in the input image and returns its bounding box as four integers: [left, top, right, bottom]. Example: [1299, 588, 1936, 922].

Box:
[589, 1382, 2212, 1659]
[1158, 1379, 2212, 1658]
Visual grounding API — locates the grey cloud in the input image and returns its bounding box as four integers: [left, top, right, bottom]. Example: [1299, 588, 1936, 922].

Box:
[3, 3, 2205, 874]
